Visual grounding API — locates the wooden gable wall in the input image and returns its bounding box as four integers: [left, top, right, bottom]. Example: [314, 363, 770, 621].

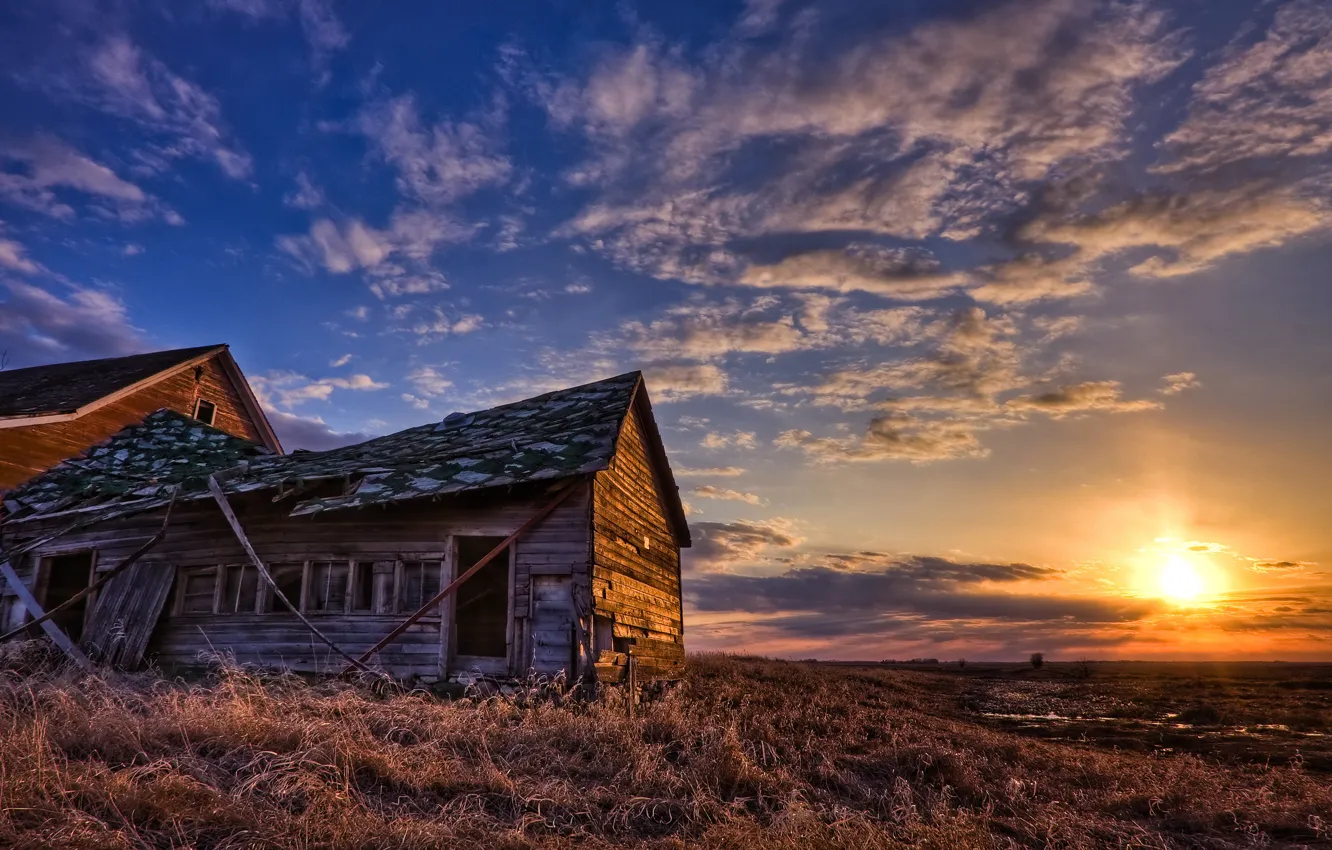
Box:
[0, 354, 265, 492]
[590, 401, 685, 679]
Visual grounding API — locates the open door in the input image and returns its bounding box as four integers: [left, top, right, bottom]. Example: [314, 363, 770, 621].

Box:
[40, 552, 95, 642]
[450, 536, 511, 675]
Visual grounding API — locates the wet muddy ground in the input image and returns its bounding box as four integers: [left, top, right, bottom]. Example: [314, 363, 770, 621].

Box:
[863, 661, 1332, 773]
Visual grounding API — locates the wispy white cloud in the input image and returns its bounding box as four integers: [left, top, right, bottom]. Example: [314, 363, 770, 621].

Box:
[356, 94, 511, 207]
[643, 362, 728, 401]
[1161, 0, 1332, 173]
[284, 171, 325, 209]
[85, 36, 253, 179]
[1015, 186, 1326, 285]
[702, 430, 758, 450]
[0, 279, 142, 362]
[406, 365, 453, 397]
[781, 306, 1163, 463]
[208, 0, 349, 74]
[277, 213, 473, 278]
[0, 137, 168, 223]
[1007, 380, 1162, 418]
[741, 246, 968, 300]
[250, 369, 388, 408]
[777, 417, 991, 464]
[0, 232, 41, 274]
[691, 484, 765, 505]
[399, 307, 484, 340]
[537, 0, 1181, 282]
[277, 218, 392, 274]
[1159, 371, 1201, 396]
[675, 466, 746, 477]
[264, 409, 371, 451]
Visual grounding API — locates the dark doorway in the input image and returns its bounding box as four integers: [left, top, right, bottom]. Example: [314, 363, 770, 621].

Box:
[455, 537, 509, 658]
[42, 552, 94, 642]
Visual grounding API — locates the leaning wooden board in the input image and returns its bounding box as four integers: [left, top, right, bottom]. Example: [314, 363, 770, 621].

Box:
[81, 560, 176, 667]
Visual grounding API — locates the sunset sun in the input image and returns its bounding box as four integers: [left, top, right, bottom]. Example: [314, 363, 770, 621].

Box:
[1158, 556, 1206, 602]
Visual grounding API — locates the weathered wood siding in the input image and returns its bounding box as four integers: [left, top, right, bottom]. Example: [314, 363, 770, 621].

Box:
[510, 484, 590, 676]
[0, 355, 265, 492]
[82, 560, 175, 667]
[2, 482, 592, 680]
[530, 574, 576, 675]
[591, 403, 685, 679]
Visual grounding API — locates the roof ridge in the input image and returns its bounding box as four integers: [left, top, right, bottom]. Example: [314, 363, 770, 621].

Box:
[0, 344, 226, 377]
[444, 370, 643, 420]
[4, 370, 648, 522]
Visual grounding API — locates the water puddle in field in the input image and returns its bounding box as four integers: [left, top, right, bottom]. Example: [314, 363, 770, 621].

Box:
[979, 712, 1327, 736]
[961, 678, 1332, 771]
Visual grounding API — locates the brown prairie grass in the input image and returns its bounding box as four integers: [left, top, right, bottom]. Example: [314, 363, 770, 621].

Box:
[0, 646, 1328, 848]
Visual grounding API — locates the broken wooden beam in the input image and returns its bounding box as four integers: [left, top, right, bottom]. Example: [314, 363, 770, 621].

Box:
[207, 476, 371, 674]
[342, 478, 586, 674]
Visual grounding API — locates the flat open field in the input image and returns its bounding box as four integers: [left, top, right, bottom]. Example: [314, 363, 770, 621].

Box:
[858, 660, 1332, 775]
[1, 646, 1329, 848]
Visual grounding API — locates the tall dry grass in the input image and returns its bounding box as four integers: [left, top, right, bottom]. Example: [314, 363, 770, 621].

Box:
[0, 644, 1327, 848]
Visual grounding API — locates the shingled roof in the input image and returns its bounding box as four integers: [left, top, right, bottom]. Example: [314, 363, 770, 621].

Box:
[3, 409, 273, 517]
[3, 371, 689, 544]
[0, 346, 225, 419]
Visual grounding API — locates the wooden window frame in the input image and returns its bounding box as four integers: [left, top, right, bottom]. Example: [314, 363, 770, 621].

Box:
[32, 549, 99, 635]
[170, 554, 451, 617]
[193, 397, 217, 426]
[220, 564, 263, 614]
[172, 565, 222, 616]
[305, 560, 354, 615]
[395, 558, 445, 615]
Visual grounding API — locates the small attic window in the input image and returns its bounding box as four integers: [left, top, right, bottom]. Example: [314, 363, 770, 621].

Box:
[193, 398, 216, 426]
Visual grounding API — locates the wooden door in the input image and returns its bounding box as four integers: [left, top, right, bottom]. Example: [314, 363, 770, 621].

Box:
[529, 575, 574, 676]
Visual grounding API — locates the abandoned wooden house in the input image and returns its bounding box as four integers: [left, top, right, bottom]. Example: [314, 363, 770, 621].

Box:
[0, 345, 281, 493]
[0, 372, 688, 684]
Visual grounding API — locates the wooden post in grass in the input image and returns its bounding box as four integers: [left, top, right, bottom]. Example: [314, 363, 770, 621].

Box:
[627, 648, 637, 720]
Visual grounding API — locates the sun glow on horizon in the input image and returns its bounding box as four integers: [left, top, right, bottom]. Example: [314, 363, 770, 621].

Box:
[1158, 555, 1206, 603]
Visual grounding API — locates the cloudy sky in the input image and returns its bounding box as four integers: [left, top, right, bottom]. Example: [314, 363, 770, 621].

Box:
[3, 0, 1330, 660]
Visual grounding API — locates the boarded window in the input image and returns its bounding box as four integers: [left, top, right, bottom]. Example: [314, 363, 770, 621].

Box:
[221, 565, 258, 614]
[194, 398, 216, 425]
[398, 560, 442, 613]
[308, 561, 350, 612]
[371, 562, 395, 614]
[180, 569, 218, 614]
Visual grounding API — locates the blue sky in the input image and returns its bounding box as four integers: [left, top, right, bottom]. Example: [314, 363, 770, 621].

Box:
[2, 0, 1331, 659]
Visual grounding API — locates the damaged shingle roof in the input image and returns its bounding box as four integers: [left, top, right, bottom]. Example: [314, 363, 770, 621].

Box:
[3, 409, 273, 518]
[0, 345, 225, 418]
[233, 370, 642, 516]
[4, 371, 646, 524]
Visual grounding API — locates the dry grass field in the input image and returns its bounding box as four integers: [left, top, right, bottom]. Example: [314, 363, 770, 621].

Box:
[1, 644, 1329, 849]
